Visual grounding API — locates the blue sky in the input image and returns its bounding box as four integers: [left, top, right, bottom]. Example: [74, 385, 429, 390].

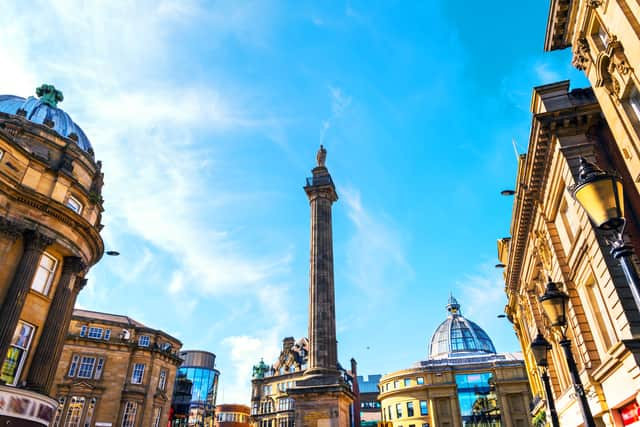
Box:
[1, 1, 589, 403]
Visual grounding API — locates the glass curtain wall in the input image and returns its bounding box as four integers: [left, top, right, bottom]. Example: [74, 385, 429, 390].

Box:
[455, 373, 501, 427]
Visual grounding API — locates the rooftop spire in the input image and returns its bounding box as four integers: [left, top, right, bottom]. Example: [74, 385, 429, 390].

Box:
[447, 293, 461, 315]
[36, 84, 63, 108]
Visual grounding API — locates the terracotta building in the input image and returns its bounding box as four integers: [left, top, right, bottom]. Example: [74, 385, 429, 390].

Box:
[52, 309, 182, 427]
[378, 296, 531, 427]
[214, 403, 250, 427]
[498, 79, 640, 426]
[0, 85, 105, 425]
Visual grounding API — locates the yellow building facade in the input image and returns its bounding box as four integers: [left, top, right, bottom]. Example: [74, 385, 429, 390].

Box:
[499, 79, 640, 426]
[0, 85, 105, 425]
[378, 297, 532, 427]
[52, 309, 183, 427]
[546, 0, 640, 195]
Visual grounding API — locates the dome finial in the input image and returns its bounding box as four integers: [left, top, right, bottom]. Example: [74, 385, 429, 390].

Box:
[36, 84, 64, 108]
[447, 292, 461, 315]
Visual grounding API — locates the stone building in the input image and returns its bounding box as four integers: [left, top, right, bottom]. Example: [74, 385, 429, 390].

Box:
[0, 85, 105, 425]
[215, 403, 251, 427]
[546, 0, 640, 196]
[378, 297, 531, 427]
[498, 80, 640, 425]
[52, 309, 183, 427]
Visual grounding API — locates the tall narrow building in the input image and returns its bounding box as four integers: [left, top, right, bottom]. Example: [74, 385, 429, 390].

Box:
[288, 145, 354, 427]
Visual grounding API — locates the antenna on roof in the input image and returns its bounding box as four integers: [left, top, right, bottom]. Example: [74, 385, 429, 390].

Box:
[512, 138, 521, 160]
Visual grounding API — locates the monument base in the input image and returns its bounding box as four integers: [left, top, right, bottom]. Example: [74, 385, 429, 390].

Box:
[288, 379, 354, 427]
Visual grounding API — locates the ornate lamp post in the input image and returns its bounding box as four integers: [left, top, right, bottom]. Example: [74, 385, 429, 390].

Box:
[570, 156, 640, 312]
[530, 332, 560, 427]
[539, 279, 596, 427]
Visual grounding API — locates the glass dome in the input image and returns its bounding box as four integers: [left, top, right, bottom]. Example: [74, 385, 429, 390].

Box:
[428, 295, 496, 359]
[0, 84, 93, 154]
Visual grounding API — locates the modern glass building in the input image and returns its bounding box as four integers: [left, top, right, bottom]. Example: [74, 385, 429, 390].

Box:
[170, 350, 220, 427]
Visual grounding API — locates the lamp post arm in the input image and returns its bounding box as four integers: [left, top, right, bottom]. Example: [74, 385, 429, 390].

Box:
[610, 238, 640, 314]
[541, 369, 560, 427]
[559, 339, 596, 427]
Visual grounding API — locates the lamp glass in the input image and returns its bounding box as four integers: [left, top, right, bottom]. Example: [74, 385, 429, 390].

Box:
[540, 293, 567, 327]
[530, 338, 549, 366]
[574, 175, 624, 230]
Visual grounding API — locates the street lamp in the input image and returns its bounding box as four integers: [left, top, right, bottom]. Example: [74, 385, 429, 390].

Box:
[539, 279, 596, 427]
[570, 156, 640, 313]
[530, 332, 560, 427]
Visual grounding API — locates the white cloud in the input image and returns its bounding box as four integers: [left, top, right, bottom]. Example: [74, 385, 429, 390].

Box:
[328, 86, 352, 117]
[341, 188, 413, 308]
[534, 63, 562, 84]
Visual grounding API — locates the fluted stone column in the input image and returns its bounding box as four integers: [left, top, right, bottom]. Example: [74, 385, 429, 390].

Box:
[304, 145, 339, 379]
[27, 257, 86, 394]
[0, 230, 53, 369]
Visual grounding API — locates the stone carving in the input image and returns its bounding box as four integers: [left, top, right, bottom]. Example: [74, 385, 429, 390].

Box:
[62, 256, 86, 275]
[534, 230, 553, 273]
[572, 38, 591, 71]
[23, 230, 54, 252]
[73, 278, 88, 293]
[0, 217, 22, 240]
[316, 144, 327, 167]
[587, 0, 602, 7]
[595, 35, 633, 98]
[35, 84, 64, 108]
[89, 161, 105, 205]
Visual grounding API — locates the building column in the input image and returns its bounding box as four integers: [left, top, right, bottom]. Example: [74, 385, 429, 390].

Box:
[0, 230, 53, 371]
[26, 257, 86, 394]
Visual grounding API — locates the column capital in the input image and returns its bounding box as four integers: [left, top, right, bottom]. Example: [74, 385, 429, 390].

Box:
[62, 256, 86, 275]
[0, 217, 23, 241]
[73, 278, 88, 293]
[23, 230, 54, 252]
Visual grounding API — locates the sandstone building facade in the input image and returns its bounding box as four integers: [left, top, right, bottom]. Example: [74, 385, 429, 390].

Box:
[499, 80, 640, 426]
[52, 309, 182, 427]
[214, 403, 250, 427]
[0, 85, 105, 425]
[378, 297, 531, 427]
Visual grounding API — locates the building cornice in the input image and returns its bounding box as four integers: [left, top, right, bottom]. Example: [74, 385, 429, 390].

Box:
[545, 0, 574, 51]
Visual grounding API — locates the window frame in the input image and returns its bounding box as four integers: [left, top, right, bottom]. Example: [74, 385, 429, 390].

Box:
[131, 363, 145, 384]
[68, 355, 80, 377]
[158, 369, 167, 390]
[0, 321, 35, 385]
[87, 327, 103, 339]
[66, 195, 83, 215]
[30, 252, 58, 296]
[121, 401, 137, 427]
[104, 329, 111, 340]
[77, 356, 96, 379]
[138, 335, 150, 347]
[94, 357, 105, 380]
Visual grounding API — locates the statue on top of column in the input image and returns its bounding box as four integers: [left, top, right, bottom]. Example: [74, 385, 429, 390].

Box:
[317, 144, 327, 167]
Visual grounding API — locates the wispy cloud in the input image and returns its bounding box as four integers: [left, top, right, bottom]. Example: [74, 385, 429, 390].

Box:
[534, 62, 562, 84]
[320, 85, 352, 144]
[341, 188, 413, 309]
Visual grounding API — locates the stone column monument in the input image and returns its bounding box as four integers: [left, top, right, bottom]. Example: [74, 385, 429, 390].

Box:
[288, 145, 354, 427]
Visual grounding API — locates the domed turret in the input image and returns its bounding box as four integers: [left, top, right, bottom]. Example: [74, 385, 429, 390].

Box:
[0, 84, 93, 154]
[428, 295, 496, 359]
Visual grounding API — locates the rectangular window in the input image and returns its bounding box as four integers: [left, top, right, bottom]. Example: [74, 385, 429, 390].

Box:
[0, 321, 35, 385]
[79, 326, 87, 337]
[417, 377, 424, 385]
[54, 396, 66, 427]
[77, 356, 96, 378]
[420, 400, 428, 415]
[31, 252, 57, 295]
[152, 407, 162, 427]
[121, 401, 137, 427]
[64, 396, 85, 427]
[84, 398, 97, 427]
[158, 369, 167, 390]
[422, 424, 430, 427]
[396, 402, 403, 418]
[87, 327, 103, 339]
[138, 335, 150, 347]
[94, 358, 105, 379]
[131, 363, 145, 384]
[407, 401, 414, 417]
[68, 355, 80, 377]
[629, 85, 640, 122]
[388, 406, 392, 420]
[394, 380, 400, 388]
[404, 378, 411, 387]
[66, 196, 83, 214]
[104, 329, 111, 340]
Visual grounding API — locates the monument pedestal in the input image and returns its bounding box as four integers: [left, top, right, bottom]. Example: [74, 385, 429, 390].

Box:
[288, 379, 354, 427]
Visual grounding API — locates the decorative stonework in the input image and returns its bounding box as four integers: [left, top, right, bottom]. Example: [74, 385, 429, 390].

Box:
[572, 38, 591, 71]
[534, 230, 553, 273]
[0, 217, 22, 240]
[587, 0, 603, 7]
[595, 35, 633, 98]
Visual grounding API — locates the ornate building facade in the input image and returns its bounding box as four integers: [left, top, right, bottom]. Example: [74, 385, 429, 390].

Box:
[378, 297, 531, 427]
[498, 80, 640, 426]
[52, 309, 183, 427]
[0, 85, 105, 425]
[546, 0, 640, 196]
